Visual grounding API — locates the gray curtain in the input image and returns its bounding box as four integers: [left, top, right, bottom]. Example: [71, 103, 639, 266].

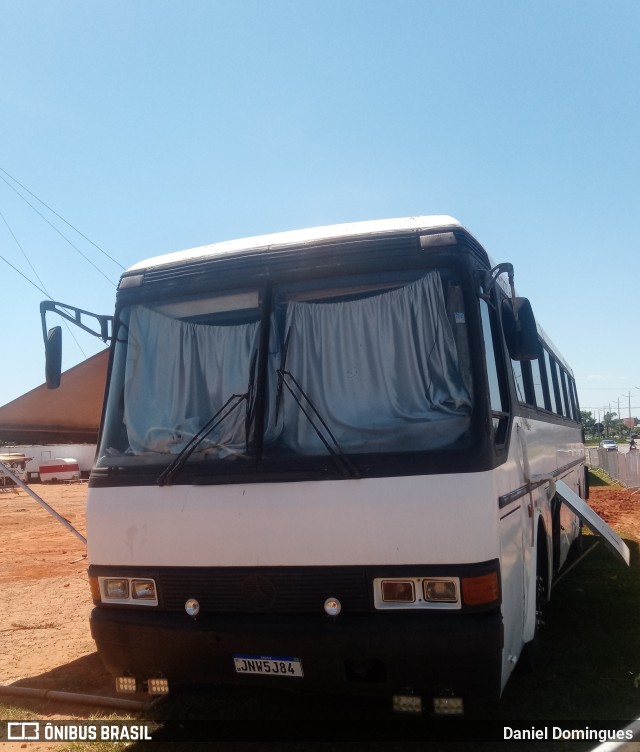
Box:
[270, 273, 472, 454]
[124, 306, 260, 456]
[122, 272, 471, 459]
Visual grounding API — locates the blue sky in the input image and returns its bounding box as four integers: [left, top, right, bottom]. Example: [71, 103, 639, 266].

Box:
[1, 1, 639, 421]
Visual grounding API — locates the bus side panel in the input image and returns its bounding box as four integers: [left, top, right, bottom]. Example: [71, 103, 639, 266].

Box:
[498, 501, 525, 691]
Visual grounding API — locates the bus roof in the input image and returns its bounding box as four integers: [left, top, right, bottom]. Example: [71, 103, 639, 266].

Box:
[127, 215, 464, 273]
[123, 215, 574, 378]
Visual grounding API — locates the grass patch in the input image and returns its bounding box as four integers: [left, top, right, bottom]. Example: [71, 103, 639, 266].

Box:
[494, 539, 640, 720]
[0, 702, 40, 721]
[588, 468, 622, 486]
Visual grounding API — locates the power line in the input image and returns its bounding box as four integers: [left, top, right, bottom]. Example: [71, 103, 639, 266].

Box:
[0, 208, 89, 357]
[0, 172, 118, 286]
[0, 166, 124, 270]
[0, 208, 50, 296]
[0, 248, 49, 297]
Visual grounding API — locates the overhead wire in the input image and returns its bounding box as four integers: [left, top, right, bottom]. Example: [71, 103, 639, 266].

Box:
[0, 246, 48, 297]
[0, 169, 124, 358]
[0, 208, 88, 358]
[0, 166, 124, 271]
[0, 208, 50, 295]
[0, 172, 118, 287]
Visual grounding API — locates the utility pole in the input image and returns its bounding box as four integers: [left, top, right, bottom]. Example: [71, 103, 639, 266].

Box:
[618, 398, 622, 438]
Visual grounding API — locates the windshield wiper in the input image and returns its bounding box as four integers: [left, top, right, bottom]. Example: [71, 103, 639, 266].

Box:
[275, 329, 360, 480]
[156, 393, 248, 486]
[157, 353, 258, 487]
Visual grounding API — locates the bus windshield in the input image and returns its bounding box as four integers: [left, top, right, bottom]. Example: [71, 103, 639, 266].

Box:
[96, 267, 474, 477]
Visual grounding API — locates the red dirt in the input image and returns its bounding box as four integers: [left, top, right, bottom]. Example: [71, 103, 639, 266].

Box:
[0, 484, 144, 751]
[584, 486, 640, 541]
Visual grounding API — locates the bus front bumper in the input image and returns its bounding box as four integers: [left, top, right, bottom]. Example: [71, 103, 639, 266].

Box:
[90, 607, 503, 703]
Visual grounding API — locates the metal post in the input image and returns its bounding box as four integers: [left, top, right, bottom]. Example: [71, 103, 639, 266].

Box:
[0, 462, 86, 545]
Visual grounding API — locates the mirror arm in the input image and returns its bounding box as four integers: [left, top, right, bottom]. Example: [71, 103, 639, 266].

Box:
[485, 263, 519, 325]
[40, 300, 114, 344]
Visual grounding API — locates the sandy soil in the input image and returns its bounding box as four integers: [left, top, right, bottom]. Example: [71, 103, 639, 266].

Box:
[0, 480, 638, 744]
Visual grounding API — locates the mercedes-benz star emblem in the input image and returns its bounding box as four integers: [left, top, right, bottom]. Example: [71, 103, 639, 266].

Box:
[241, 574, 277, 610]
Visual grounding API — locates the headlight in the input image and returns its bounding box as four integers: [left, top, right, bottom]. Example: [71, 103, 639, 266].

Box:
[423, 578, 458, 603]
[131, 579, 157, 601]
[374, 577, 460, 610]
[97, 576, 158, 606]
[105, 578, 129, 599]
[381, 580, 415, 603]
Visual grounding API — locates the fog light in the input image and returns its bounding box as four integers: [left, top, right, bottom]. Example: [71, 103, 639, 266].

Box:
[324, 597, 341, 616]
[433, 696, 464, 715]
[393, 694, 423, 714]
[423, 579, 457, 603]
[185, 598, 200, 617]
[381, 580, 415, 603]
[147, 677, 169, 695]
[115, 676, 137, 693]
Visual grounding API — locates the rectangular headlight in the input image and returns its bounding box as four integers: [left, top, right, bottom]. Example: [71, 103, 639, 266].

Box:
[104, 578, 129, 599]
[98, 576, 158, 606]
[381, 580, 415, 603]
[373, 576, 461, 610]
[423, 578, 458, 603]
[131, 579, 157, 600]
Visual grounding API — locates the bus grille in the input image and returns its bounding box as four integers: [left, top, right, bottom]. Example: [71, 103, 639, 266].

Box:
[157, 567, 371, 614]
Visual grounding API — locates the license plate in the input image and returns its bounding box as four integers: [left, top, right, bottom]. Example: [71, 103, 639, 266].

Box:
[233, 654, 304, 677]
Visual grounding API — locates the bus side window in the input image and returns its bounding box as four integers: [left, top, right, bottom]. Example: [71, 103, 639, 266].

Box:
[554, 361, 569, 418]
[480, 299, 509, 444]
[511, 360, 526, 403]
[512, 358, 536, 406]
[559, 369, 572, 420]
[547, 354, 567, 417]
[542, 349, 559, 414]
[568, 378, 580, 421]
[530, 354, 547, 410]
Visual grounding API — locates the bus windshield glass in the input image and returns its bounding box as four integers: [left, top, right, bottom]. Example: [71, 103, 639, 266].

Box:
[96, 268, 474, 476]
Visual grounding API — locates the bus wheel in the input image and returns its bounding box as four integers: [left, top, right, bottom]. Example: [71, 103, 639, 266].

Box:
[521, 534, 548, 672]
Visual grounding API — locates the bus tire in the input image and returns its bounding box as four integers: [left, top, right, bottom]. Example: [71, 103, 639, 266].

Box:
[521, 527, 549, 672]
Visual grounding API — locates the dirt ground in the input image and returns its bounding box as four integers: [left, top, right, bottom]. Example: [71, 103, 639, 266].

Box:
[0, 482, 150, 749]
[1, 481, 639, 739]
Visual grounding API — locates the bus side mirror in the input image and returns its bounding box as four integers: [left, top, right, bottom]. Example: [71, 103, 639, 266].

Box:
[502, 297, 539, 360]
[45, 326, 62, 388]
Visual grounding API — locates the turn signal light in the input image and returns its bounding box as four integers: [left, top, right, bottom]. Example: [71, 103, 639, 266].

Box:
[89, 576, 101, 604]
[461, 572, 499, 606]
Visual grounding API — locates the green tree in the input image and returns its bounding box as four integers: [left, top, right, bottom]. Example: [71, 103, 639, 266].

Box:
[603, 411, 622, 438]
[580, 410, 595, 435]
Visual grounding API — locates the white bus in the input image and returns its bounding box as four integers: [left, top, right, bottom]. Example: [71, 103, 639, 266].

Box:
[41, 216, 624, 715]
